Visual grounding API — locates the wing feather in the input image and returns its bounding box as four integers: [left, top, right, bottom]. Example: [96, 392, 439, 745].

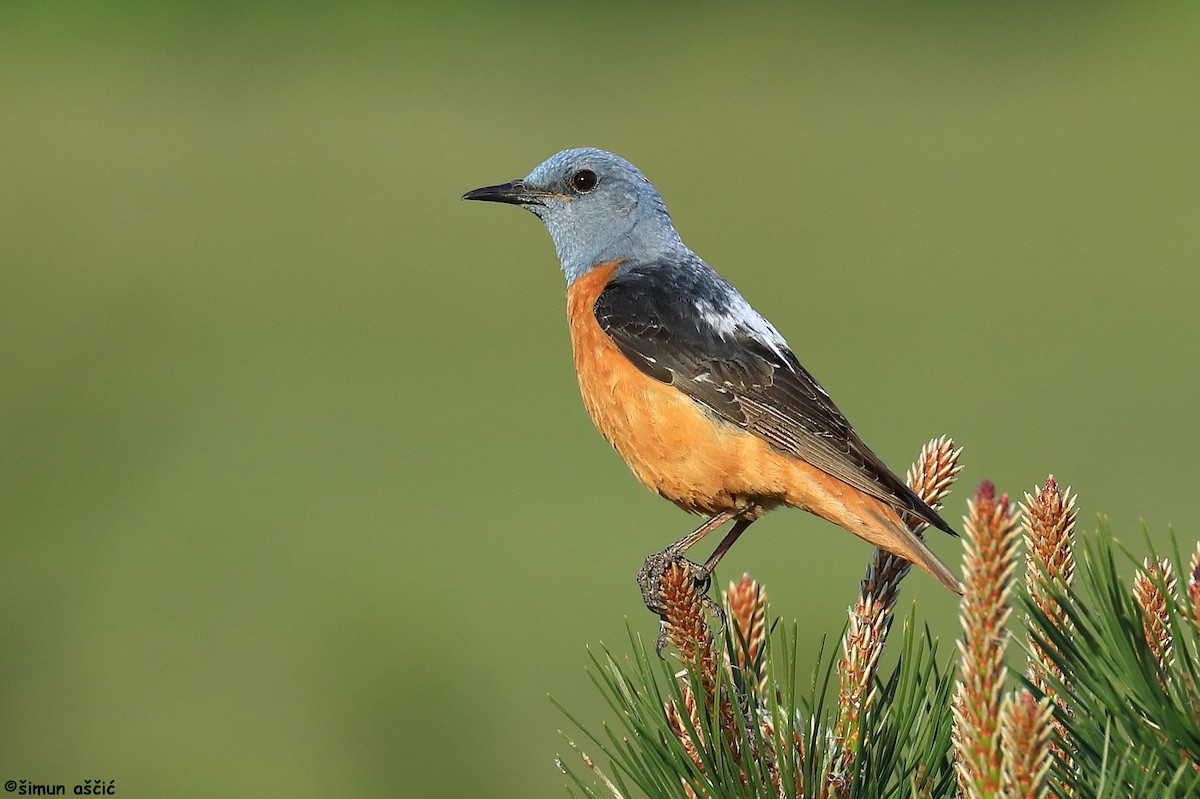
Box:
[594, 261, 956, 536]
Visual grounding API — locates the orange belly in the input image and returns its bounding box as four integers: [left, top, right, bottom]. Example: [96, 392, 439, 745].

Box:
[566, 261, 858, 519]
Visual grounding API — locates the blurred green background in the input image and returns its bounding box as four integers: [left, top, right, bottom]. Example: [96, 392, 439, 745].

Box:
[2, 2, 1198, 796]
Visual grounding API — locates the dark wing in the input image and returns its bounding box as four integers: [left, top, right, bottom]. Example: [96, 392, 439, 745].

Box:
[594, 262, 957, 536]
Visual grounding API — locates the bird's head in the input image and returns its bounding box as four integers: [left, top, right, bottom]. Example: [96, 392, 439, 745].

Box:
[463, 147, 684, 284]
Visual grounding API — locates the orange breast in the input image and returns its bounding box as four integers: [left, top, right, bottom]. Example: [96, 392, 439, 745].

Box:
[565, 261, 801, 515]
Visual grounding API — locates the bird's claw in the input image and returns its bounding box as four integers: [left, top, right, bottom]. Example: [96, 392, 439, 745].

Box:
[637, 548, 725, 657]
[637, 546, 697, 613]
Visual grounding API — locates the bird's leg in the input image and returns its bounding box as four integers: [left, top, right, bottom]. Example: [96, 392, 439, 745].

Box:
[667, 509, 741, 558]
[638, 510, 737, 615]
[701, 517, 754, 575]
[638, 510, 756, 653]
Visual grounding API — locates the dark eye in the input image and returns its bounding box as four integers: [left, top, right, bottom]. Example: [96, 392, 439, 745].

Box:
[570, 169, 598, 193]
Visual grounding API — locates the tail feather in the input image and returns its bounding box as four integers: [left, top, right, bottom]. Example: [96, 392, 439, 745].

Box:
[859, 506, 960, 595]
[796, 480, 962, 594]
[782, 457, 962, 594]
[885, 522, 963, 594]
[854, 503, 962, 594]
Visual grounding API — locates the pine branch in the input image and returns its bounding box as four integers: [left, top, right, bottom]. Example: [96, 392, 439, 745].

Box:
[1020, 476, 1078, 794]
[558, 475, 1200, 799]
[1000, 689, 1054, 799]
[954, 481, 1021, 799]
[827, 437, 962, 795]
[1134, 556, 1178, 672]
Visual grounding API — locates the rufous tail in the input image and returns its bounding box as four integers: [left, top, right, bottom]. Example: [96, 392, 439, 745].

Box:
[792, 480, 962, 594]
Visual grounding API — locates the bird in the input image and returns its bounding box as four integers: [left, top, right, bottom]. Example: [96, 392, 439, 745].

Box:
[462, 148, 961, 613]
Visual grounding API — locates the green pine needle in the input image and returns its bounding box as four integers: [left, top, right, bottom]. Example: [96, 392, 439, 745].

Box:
[556, 523, 1200, 798]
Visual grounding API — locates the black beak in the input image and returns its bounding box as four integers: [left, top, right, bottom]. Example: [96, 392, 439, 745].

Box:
[461, 179, 549, 206]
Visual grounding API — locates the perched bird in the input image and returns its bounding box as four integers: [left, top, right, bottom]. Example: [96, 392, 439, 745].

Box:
[462, 148, 961, 607]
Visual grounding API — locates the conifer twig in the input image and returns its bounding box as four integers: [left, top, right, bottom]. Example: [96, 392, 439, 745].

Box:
[723, 574, 768, 694]
[1020, 476, 1077, 790]
[1134, 557, 1178, 672]
[658, 561, 726, 798]
[1000, 689, 1054, 799]
[658, 560, 731, 727]
[827, 436, 962, 795]
[954, 480, 1021, 799]
[1021, 476, 1077, 692]
[658, 562, 783, 796]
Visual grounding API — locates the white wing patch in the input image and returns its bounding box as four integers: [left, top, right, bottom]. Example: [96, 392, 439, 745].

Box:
[693, 293, 792, 365]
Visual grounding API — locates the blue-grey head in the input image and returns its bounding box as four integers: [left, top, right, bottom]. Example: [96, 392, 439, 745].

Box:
[462, 147, 686, 284]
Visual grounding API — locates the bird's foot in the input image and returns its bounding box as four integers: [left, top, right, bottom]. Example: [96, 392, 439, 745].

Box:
[637, 547, 725, 656]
